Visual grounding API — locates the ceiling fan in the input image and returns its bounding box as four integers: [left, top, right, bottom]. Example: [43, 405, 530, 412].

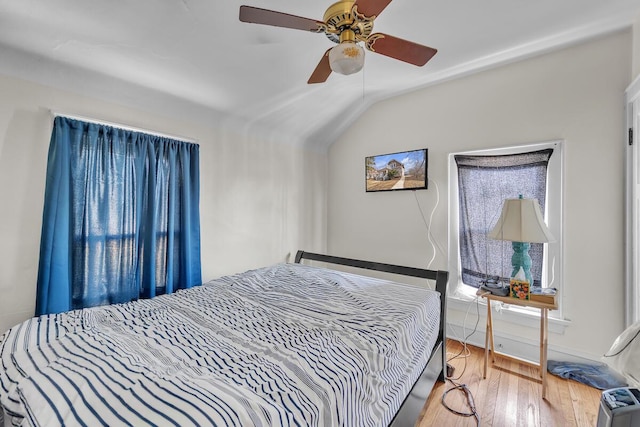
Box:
[239, 0, 437, 84]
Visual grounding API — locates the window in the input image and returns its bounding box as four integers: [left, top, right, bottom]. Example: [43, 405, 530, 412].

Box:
[36, 116, 202, 315]
[448, 141, 564, 317]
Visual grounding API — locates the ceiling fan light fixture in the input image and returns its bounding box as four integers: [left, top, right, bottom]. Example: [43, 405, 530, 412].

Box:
[328, 42, 365, 75]
[239, 3, 438, 84]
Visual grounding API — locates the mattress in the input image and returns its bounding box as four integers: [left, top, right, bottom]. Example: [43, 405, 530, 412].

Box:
[0, 263, 440, 426]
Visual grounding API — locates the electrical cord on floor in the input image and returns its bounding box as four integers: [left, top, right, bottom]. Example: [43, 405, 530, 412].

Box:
[440, 295, 482, 426]
[413, 178, 482, 425]
[442, 377, 481, 426]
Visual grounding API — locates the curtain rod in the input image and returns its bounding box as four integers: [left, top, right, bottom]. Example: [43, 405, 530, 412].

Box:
[49, 110, 198, 144]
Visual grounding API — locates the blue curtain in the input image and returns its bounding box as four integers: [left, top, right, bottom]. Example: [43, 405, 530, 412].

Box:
[36, 117, 201, 315]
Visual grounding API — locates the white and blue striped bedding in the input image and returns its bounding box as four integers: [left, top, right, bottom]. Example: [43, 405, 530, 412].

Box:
[0, 263, 440, 427]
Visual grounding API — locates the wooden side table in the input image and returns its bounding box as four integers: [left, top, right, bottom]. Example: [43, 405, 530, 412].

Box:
[477, 289, 558, 399]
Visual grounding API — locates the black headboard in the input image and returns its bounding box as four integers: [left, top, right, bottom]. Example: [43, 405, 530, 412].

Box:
[293, 250, 448, 351]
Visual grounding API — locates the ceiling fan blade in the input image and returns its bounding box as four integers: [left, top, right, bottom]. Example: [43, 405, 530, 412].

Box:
[239, 5, 325, 32]
[352, 0, 392, 18]
[366, 33, 437, 66]
[308, 49, 332, 84]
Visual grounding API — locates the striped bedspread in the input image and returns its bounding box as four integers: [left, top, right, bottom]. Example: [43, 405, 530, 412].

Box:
[0, 263, 440, 426]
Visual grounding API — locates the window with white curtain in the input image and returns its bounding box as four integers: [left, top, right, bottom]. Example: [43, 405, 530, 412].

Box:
[448, 141, 564, 317]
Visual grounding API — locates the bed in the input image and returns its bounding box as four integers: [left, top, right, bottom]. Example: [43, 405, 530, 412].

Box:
[0, 251, 448, 426]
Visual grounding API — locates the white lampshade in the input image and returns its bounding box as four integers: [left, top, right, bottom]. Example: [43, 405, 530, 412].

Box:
[488, 197, 555, 243]
[329, 42, 365, 75]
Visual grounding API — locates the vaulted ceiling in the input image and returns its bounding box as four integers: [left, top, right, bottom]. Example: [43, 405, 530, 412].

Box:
[1, 0, 638, 148]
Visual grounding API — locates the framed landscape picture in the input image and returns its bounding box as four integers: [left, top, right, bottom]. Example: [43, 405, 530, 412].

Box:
[365, 148, 428, 192]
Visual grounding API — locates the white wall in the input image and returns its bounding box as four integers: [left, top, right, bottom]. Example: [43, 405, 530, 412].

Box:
[0, 75, 327, 334]
[634, 13, 640, 78]
[328, 30, 632, 360]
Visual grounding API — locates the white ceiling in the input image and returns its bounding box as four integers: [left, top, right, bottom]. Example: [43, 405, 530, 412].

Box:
[0, 0, 638, 147]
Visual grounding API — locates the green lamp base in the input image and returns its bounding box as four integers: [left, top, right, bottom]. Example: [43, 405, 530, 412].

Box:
[511, 241, 533, 285]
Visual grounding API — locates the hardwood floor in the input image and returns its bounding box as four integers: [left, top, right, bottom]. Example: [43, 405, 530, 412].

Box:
[416, 340, 602, 426]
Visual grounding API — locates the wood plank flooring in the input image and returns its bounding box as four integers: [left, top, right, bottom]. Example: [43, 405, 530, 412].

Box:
[416, 340, 602, 426]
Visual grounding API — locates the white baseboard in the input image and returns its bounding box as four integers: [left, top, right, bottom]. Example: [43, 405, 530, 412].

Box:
[446, 321, 601, 365]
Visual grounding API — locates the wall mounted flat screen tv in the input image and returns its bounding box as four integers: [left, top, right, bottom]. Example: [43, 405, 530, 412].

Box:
[365, 148, 428, 192]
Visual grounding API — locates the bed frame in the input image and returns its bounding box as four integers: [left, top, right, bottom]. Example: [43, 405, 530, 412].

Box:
[294, 250, 449, 427]
[0, 252, 447, 427]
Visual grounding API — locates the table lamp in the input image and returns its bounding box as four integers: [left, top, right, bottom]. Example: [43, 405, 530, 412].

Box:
[487, 195, 555, 286]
